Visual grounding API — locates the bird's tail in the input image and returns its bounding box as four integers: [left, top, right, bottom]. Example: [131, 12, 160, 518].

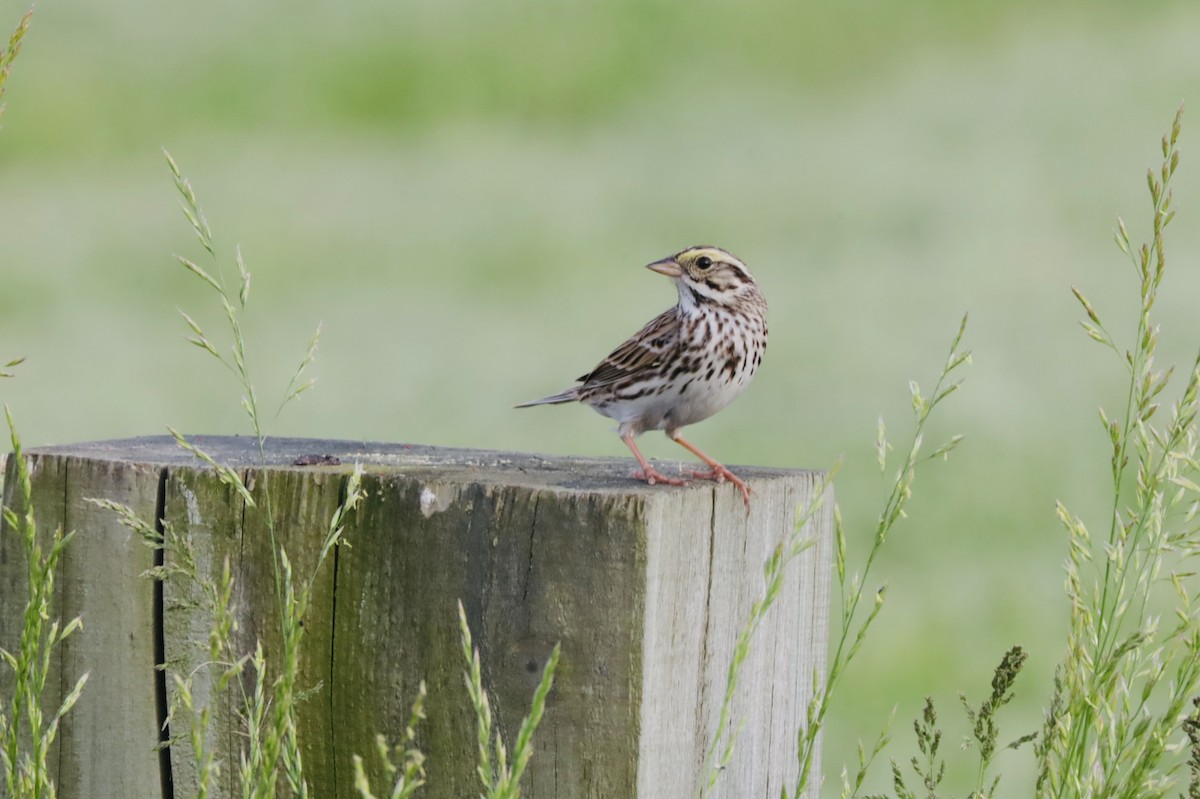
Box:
[514, 388, 579, 408]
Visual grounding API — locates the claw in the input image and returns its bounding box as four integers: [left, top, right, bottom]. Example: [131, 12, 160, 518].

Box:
[667, 432, 752, 509]
[632, 467, 689, 487]
[691, 465, 751, 508]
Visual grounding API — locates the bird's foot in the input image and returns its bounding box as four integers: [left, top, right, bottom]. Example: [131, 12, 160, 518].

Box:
[691, 465, 751, 507]
[632, 467, 689, 487]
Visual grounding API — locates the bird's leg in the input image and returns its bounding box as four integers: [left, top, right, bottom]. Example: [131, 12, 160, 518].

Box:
[622, 433, 687, 487]
[667, 431, 751, 507]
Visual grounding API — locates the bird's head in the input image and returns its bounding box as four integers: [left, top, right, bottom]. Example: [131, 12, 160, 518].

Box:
[646, 246, 765, 312]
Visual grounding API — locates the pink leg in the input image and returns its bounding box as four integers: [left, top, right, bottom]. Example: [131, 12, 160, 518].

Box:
[621, 433, 687, 487]
[668, 431, 751, 507]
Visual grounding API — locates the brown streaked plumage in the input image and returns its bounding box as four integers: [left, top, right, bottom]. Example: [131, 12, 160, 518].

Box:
[516, 246, 768, 506]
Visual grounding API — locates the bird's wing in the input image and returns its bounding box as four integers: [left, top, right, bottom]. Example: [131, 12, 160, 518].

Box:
[575, 308, 679, 389]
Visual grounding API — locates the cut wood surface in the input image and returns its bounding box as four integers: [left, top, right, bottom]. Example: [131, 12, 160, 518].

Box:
[0, 436, 832, 798]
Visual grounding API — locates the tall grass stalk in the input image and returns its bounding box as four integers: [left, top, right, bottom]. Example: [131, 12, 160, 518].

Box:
[793, 313, 971, 799]
[957, 645, 1036, 798]
[1038, 105, 1200, 798]
[161, 153, 352, 799]
[164, 148, 321, 618]
[0, 410, 89, 799]
[351, 682, 428, 799]
[458, 600, 559, 799]
[698, 314, 969, 798]
[0, 10, 90, 799]
[90, 154, 359, 798]
[885, 647, 1033, 799]
[0, 0, 33, 504]
[697, 466, 836, 796]
[889, 698, 944, 799]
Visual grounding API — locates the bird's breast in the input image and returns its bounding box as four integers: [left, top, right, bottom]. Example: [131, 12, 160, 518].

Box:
[658, 308, 765, 429]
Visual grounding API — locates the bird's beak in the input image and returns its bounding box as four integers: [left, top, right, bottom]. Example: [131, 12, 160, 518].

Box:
[646, 258, 683, 278]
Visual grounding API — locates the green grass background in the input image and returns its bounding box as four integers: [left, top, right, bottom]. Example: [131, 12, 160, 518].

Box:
[3, 0, 1200, 793]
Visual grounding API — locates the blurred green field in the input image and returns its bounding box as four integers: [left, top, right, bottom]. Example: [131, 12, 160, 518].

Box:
[4, 0, 1200, 793]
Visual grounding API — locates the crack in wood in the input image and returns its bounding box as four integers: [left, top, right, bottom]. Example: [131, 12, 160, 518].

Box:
[522, 494, 540, 604]
[693, 493, 718, 760]
[153, 467, 175, 798]
[327, 471, 347, 797]
[58, 455, 68, 788]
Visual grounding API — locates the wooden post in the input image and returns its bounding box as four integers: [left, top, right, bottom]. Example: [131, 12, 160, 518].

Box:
[0, 436, 832, 798]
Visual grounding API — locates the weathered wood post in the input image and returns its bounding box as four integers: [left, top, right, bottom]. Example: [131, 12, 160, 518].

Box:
[0, 436, 832, 798]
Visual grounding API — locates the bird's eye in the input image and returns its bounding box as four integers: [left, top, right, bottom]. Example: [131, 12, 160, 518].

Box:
[696, 256, 713, 270]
